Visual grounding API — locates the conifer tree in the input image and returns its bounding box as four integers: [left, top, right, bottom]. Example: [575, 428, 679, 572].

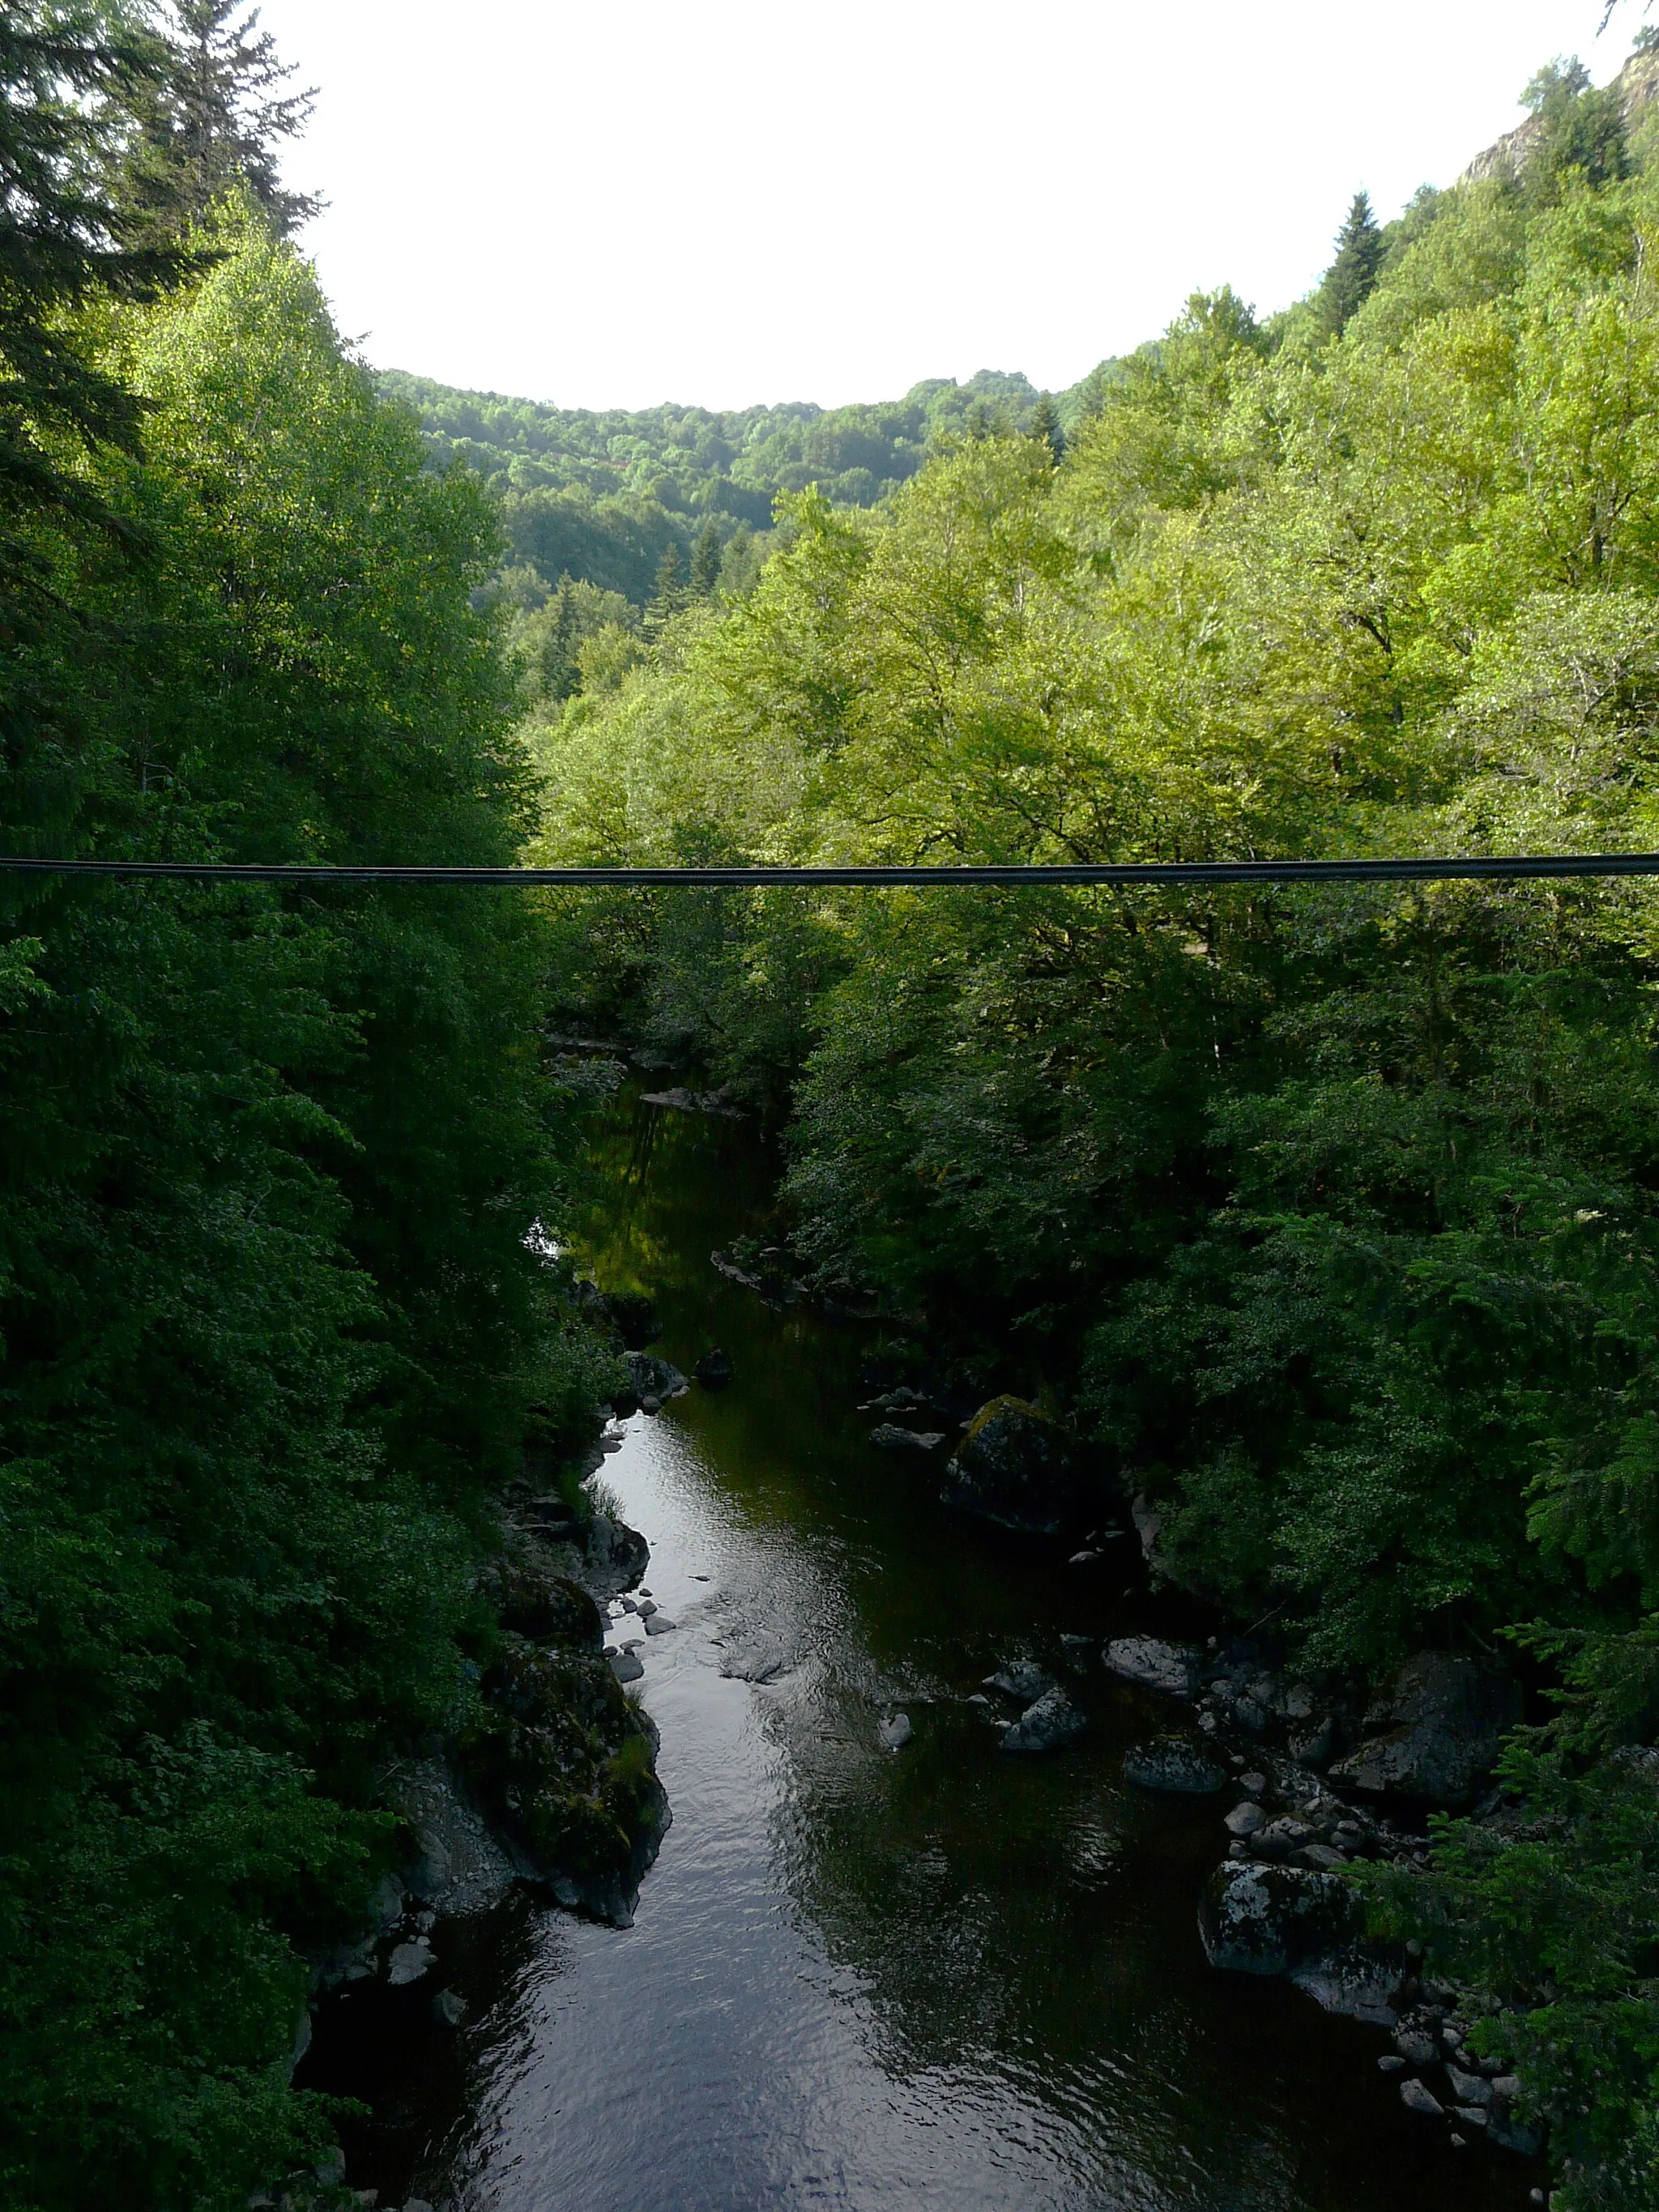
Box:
[689, 515, 723, 596]
[1316, 190, 1385, 336]
[1029, 394, 1066, 464]
[115, 0, 320, 242]
[0, 7, 186, 612]
[541, 574, 579, 701]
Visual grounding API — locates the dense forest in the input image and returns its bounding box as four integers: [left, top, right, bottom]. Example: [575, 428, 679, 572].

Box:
[527, 40, 1659, 2212]
[378, 366, 1063, 607]
[11, 2, 1659, 2206]
[0, 6, 616, 2206]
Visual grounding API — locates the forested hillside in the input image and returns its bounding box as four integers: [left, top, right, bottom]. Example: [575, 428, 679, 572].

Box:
[0, 9, 612, 2207]
[377, 367, 1059, 603]
[529, 43, 1659, 2211]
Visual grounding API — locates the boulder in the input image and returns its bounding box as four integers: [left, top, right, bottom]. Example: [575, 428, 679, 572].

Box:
[1401, 2079, 1446, 2118]
[625, 1349, 689, 1403]
[1000, 1686, 1087, 1752]
[482, 1558, 604, 1652]
[1124, 1737, 1226, 1793]
[877, 1713, 914, 1750]
[694, 1347, 735, 1388]
[1102, 1637, 1201, 1698]
[1199, 1861, 1358, 1975]
[1224, 1801, 1267, 1837]
[1328, 1652, 1524, 1807]
[386, 1939, 434, 1987]
[1289, 1949, 1401, 2027]
[582, 1512, 650, 1596]
[464, 1642, 668, 1925]
[986, 1660, 1054, 1706]
[939, 1398, 1084, 1535]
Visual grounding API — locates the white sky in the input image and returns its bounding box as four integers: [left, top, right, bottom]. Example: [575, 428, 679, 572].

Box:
[258, 0, 1643, 413]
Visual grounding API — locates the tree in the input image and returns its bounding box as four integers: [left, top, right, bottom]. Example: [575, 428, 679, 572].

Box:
[1316, 190, 1385, 336]
[0, 6, 186, 612]
[540, 574, 579, 699]
[1521, 57, 1628, 198]
[114, 0, 320, 243]
[689, 515, 723, 596]
[1029, 393, 1067, 464]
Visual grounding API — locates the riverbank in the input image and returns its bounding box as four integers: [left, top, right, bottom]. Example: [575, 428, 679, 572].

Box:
[295, 1089, 1542, 2212]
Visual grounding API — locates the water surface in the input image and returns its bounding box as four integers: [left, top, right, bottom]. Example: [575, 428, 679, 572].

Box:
[324, 1096, 1536, 2212]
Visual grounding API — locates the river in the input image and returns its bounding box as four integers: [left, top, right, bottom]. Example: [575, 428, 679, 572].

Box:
[321, 1092, 1537, 2212]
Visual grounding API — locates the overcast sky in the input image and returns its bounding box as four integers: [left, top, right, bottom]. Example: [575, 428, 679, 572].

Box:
[258, 0, 1644, 412]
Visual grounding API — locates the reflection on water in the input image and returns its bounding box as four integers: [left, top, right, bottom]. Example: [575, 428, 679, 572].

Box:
[338, 1097, 1537, 2211]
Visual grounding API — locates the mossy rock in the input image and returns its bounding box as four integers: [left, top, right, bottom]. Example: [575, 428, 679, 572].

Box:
[483, 1556, 604, 1650]
[940, 1396, 1086, 1535]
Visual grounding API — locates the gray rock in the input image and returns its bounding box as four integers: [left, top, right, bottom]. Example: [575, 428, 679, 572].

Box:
[869, 1422, 944, 1451]
[1395, 2028, 1440, 2069]
[1225, 1801, 1268, 1837]
[1454, 2107, 1490, 2130]
[386, 1940, 434, 1987]
[1298, 1842, 1347, 1871]
[609, 1652, 645, 1683]
[1250, 1817, 1314, 1861]
[624, 1350, 689, 1404]
[1328, 1652, 1524, 1807]
[1103, 1637, 1201, 1698]
[380, 1756, 516, 1914]
[1200, 1862, 1358, 1975]
[1490, 2108, 1544, 2157]
[1379, 2054, 1407, 2072]
[877, 1713, 914, 1750]
[643, 1613, 675, 1635]
[1000, 1686, 1087, 1752]
[1123, 1737, 1226, 1793]
[718, 1635, 789, 1683]
[986, 1660, 1054, 1706]
[1448, 2065, 1492, 2108]
[1401, 2079, 1445, 2117]
[1289, 1949, 1401, 2026]
[432, 1988, 467, 2027]
[1239, 1771, 1268, 1796]
[940, 1398, 1084, 1534]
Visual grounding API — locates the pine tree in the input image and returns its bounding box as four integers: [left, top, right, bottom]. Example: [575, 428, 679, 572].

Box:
[116, 0, 321, 243]
[689, 516, 723, 596]
[1029, 394, 1066, 465]
[541, 574, 579, 701]
[1316, 190, 1385, 338]
[0, 10, 187, 611]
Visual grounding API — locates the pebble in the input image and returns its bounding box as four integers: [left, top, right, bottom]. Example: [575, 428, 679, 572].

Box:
[877, 1713, 914, 1750]
[1454, 2107, 1489, 2131]
[1239, 1772, 1268, 1796]
[432, 1988, 467, 2027]
[966, 1692, 991, 1705]
[1401, 2079, 1445, 2118]
[1378, 2055, 1407, 2073]
[1068, 1549, 1102, 1566]
[1224, 1801, 1266, 1836]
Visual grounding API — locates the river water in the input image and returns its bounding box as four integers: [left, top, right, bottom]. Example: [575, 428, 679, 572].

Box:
[323, 1094, 1537, 2212]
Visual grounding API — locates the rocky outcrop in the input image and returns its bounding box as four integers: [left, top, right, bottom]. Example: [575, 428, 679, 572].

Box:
[1459, 49, 1659, 186]
[463, 1639, 669, 1927]
[939, 1397, 1084, 1534]
[1328, 1652, 1522, 1808]
[380, 1756, 518, 1914]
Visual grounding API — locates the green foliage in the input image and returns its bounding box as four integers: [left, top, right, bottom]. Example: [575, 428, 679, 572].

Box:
[0, 212, 606, 2208]
[1316, 190, 1386, 335]
[529, 96, 1659, 2200]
